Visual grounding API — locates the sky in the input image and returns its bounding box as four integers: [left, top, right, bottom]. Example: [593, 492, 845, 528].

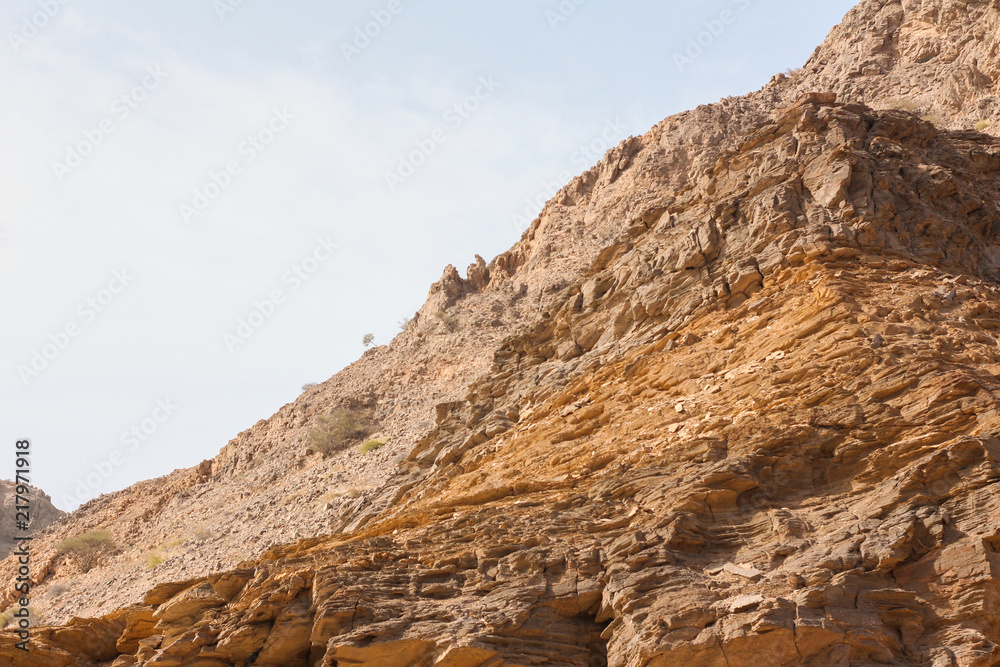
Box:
[0, 0, 859, 510]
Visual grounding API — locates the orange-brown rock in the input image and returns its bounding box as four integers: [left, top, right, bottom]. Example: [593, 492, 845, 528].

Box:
[4, 1, 1000, 665]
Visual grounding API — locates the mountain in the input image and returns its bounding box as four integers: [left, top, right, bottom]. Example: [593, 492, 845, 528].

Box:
[0, 481, 64, 560]
[3, 0, 1000, 665]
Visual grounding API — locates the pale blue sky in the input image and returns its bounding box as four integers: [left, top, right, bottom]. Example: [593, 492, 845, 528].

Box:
[0, 0, 858, 509]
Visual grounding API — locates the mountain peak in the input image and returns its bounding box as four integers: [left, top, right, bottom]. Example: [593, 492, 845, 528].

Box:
[786, 0, 1000, 131]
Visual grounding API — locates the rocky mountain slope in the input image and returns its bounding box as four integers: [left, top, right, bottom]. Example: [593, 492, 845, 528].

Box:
[3, 0, 1000, 665]
[791, 0, 1000, 130]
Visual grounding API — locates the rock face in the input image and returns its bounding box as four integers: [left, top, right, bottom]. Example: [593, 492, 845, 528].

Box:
[4, 1, 1000, 665]
[788, 0, 1000, 132]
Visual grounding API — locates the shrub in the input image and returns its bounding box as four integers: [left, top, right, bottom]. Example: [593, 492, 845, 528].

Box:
[398, 317, 411, 331]
[359, 439, 387, 455]
[0, 606, 41, 629]
[306, 408, 371, 456]
[46, 583, 71, 598]
[58, 530, 114, 555]
[302, 382, 318, 391]
[976, 119, 993, 132]
[144, 537, 187, 570]
[58, 530, 116, 571]
[362, 333, 375, 347]
[921, 113, 944, 125]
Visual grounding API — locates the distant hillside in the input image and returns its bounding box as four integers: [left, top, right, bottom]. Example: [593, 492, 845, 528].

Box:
[0, 481, 64, 559]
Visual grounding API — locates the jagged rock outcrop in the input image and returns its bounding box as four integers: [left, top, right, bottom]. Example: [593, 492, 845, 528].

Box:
[780, 0, 1000, 132]
[4, 1, 1000, 665]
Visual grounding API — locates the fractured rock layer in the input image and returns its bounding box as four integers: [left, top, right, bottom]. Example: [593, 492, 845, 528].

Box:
[5, 0, 1000, 665]
[6, 94, 1000, 667]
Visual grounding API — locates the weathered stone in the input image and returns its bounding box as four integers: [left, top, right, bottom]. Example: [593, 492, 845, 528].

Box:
[6, 2, 1000, 666]
[723, 564, 765, 581]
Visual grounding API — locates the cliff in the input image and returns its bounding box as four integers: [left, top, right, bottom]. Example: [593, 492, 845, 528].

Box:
[3, 1, 1000, 665]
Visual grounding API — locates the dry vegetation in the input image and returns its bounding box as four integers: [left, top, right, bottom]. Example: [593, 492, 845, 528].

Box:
[306, 407, 372, 456]
[57, 530, 117, 573]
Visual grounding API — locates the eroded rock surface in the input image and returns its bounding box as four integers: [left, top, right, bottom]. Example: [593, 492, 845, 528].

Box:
[4, 1, 1000, 665]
